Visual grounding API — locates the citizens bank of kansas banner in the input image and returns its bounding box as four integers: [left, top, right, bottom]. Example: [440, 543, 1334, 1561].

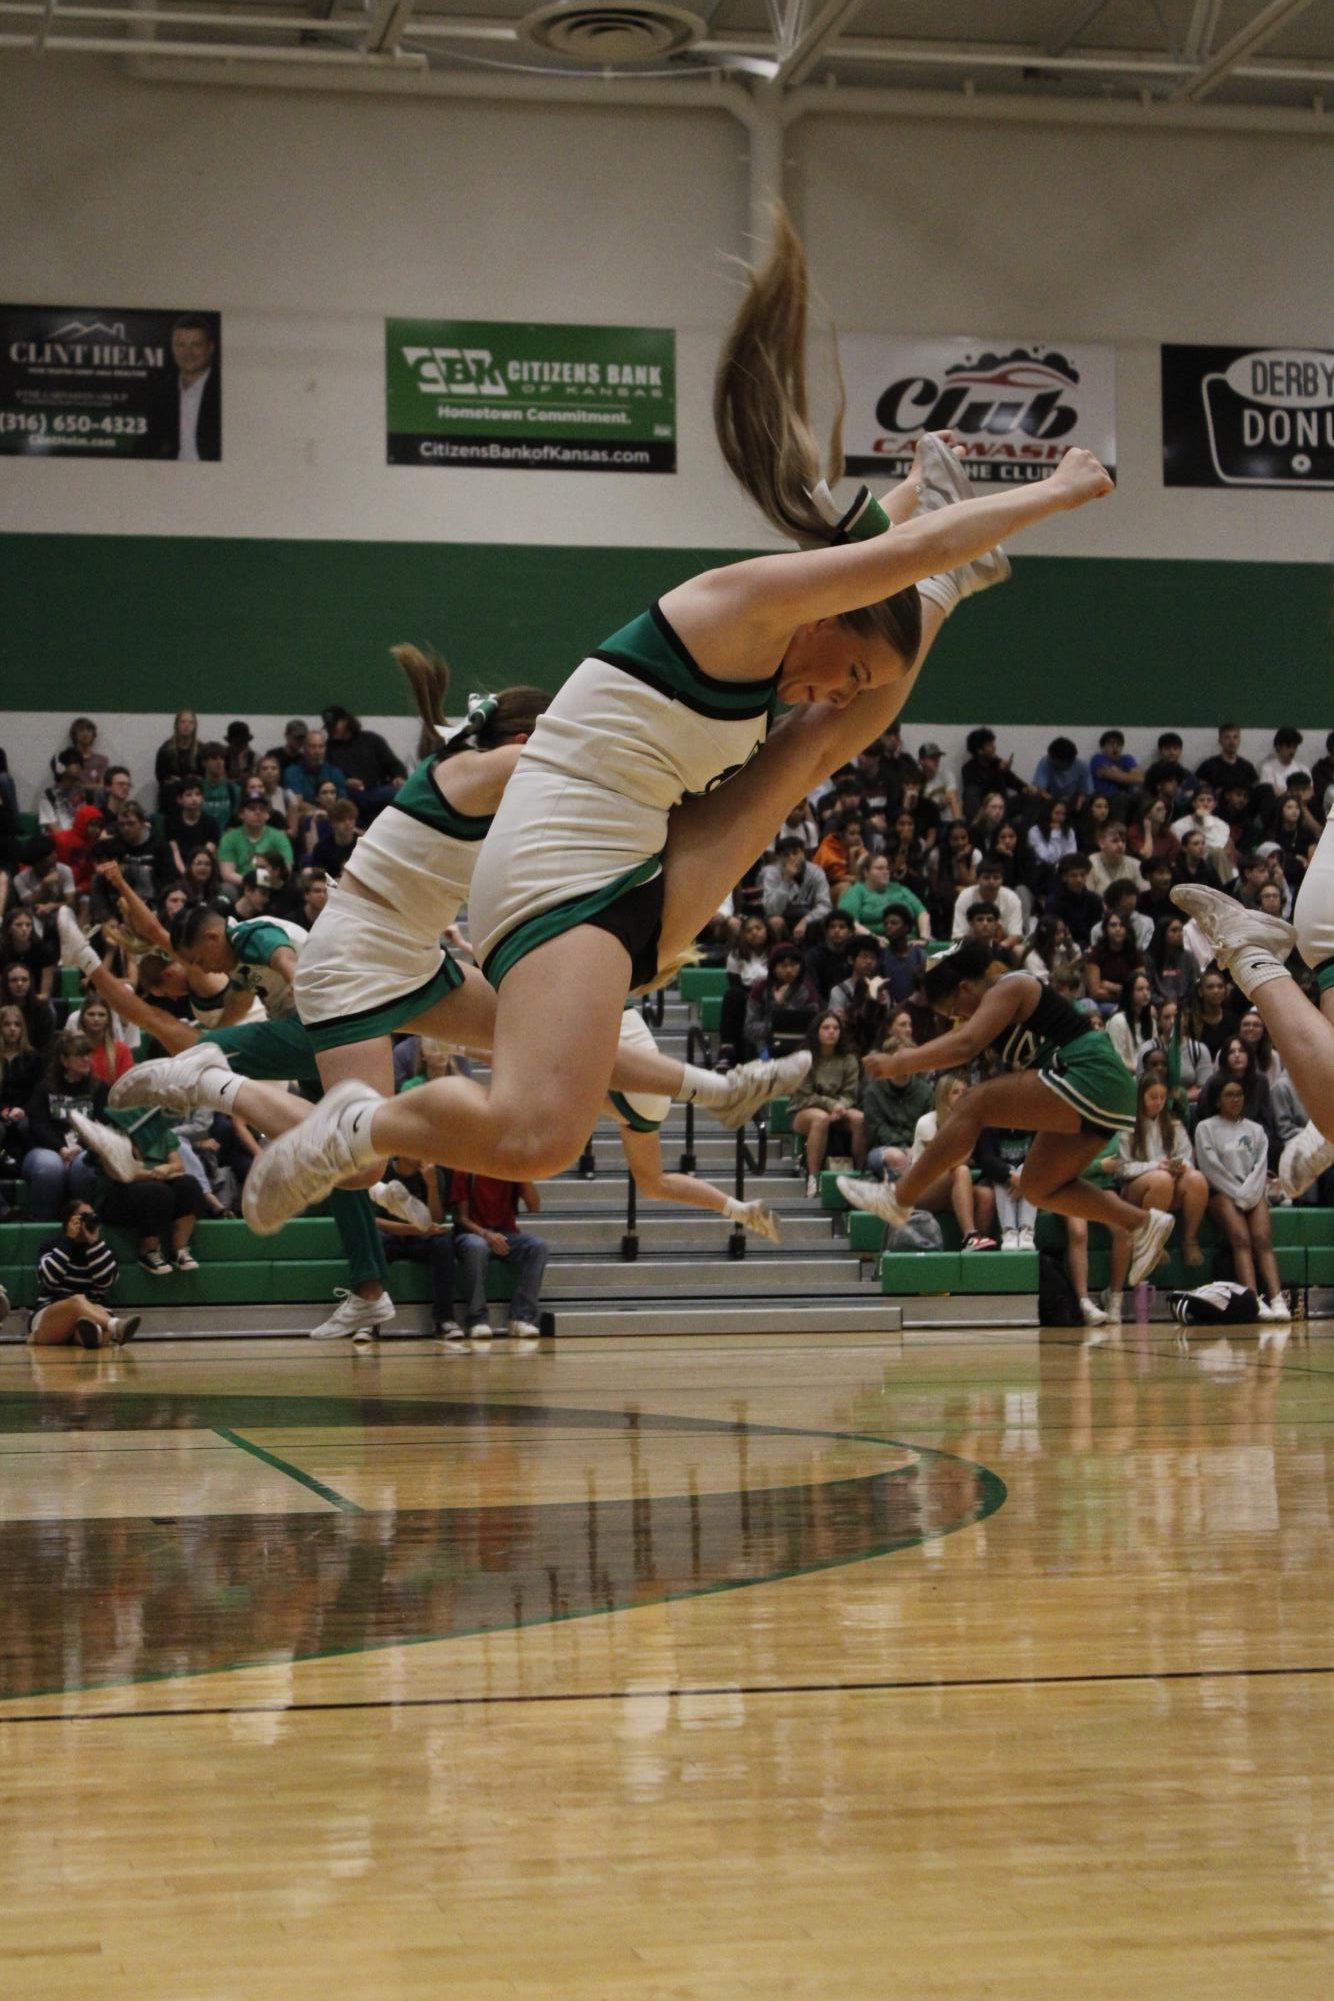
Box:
[386, 319, 676, 472]
[840, 335, 1116, 484]
[0, 305, 222, 459]
[1162, 344, 1334, 490]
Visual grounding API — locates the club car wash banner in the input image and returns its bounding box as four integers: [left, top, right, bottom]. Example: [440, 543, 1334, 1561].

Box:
[840, 336, 1116, 484]
[0, 305, 222, 458]
[386, 319, 676, 472]
[1162, 344, 1334, 489]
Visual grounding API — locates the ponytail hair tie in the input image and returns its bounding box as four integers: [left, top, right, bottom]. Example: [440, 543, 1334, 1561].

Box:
[439, 693, 500, 750]
[810, 479, 891, 545]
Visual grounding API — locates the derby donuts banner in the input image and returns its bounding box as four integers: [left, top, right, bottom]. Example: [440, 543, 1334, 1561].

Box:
[840, 334, 1116, 485]
[0, 305, 222, 459]
[1162, 343, 1334, 490]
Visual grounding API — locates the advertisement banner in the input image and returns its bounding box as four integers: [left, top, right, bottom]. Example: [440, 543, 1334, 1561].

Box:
[386, 318, 675, 472]
[1162, 343, 1334, 489]
[840, 335, 1116, 484]
[0, 305, 222, 459]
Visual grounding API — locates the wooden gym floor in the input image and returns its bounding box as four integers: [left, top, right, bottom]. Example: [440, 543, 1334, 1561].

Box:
[1, 1323, 1331, 1998]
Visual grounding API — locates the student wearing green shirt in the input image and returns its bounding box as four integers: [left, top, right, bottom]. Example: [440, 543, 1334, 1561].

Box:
[218, 797, 295, 890]
[838, 852, 929, 940]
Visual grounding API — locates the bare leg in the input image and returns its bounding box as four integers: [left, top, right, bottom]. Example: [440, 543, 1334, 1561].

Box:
[894, 1073, 1152, 1235]
[1235, 977, 1334, 1140]
[1209, 1193, 1256, 1291]
[1175, 1167, 1209, 1256]
[617, 1124, 729, 1217]
[81, 961, 201, 1056]
[794, 1109, 831, 1179]
[1066, 1218, 1090, 1298]
[1246, 1202, 1282, 1300]
[28, 1294, 113, 1346]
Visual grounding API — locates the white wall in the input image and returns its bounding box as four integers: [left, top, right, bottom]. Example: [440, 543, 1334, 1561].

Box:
[0, 58, 1330, 562]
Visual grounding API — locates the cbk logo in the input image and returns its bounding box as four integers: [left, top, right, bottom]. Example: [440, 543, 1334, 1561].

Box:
[403, 346, 508, 396]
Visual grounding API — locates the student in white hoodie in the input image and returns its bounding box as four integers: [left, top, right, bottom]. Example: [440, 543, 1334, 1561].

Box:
[1114, 1075, 1210, 1268]
[1193, 1078, 1289, 1320]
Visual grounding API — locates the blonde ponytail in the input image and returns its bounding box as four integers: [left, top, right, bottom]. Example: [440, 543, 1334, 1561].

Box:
[391, 643, 452, 761]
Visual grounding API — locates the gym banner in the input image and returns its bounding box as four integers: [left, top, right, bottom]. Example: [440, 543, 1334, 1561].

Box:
[840, 335, 1116, 484]
[0, 305, 222, 459]
[1162, 344, 1334, 489]
[386, 318, 676, 472]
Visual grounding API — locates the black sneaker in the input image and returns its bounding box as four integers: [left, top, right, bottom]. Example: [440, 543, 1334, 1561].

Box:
[139, 1249, 173, 1277]
[74, 1316, 102, 1349]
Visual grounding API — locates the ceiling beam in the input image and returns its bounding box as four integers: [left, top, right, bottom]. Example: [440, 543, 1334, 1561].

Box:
[774, 0, 865, 86]
[1176, 0, 1318, 102]
[363, 0, 413, 55]
[1183, 0, 1223, 62]
[1046, 0, 1112, 58]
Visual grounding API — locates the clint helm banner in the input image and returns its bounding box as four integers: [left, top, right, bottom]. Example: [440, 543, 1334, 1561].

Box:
[386, 319, 676, 472]
[0, 305, 221, 459]
[1162, 344, 1334, 489]
[839, 334, 1116, 484]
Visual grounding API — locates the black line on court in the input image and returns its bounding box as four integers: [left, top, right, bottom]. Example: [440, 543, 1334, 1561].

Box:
[5, 1661, 1331, 1727]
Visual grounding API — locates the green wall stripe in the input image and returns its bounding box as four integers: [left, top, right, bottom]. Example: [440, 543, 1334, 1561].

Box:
[2, 532, 1326, 724]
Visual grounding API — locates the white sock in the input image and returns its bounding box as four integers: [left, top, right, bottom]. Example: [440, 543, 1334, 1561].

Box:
[1228, 945, 1292, 1001]
[198, 1067, 244, 1115]
[917, 572, 960, 617]
[344, 1099, 384, 1167]
[72, 938, 101, 977]
[722, 1195, 746, 1219]
[676, 1063, 731, 1108]
[1106, 1291, 1123, 1317]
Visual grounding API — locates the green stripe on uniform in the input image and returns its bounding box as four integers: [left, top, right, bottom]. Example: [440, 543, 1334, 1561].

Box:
[482, 857, 662, 990]
[1037, 1032, 1138, 1132]
[595, 605, 778, 721]
[300, 952, 465, 1052]
[390, 753, 494, 842]
[609, 1089, 662, 1134]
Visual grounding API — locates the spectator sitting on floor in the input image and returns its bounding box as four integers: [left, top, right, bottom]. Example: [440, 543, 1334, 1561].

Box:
[450, 1170, 547, 1340]
[760, 835, 832, 943]
[975, 1127, 1038, 1250]
[22, 1029, 104, 1220]
[1194, 1081, 1289, 1321]
[1091, 878, 1153, 955]
[804, 910, 856, 1000]
[1146, 914, 1198, 1007]
[26, 1199, 140, 1349]
[4, 961, 56, 1053]
[166, 778, 221, 878]
[1107, 970, 1157, 1074]
[373, 1154, 462, 1339]
[1089, 728, 1145, 809]
[1031, 735, 1091, 809]
[788, 1009, 865, 1199]
[1044, 851, 1103, 949]
[743, 943, 820, 1060]
[1087, 821, 1145, 899]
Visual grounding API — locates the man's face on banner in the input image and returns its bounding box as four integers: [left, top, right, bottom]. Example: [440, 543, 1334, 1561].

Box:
[172, 326, 214, 381]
